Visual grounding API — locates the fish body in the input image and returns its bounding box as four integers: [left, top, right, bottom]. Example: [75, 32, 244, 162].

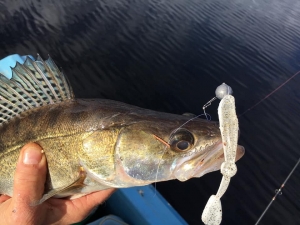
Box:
[0, 56, 244, 202]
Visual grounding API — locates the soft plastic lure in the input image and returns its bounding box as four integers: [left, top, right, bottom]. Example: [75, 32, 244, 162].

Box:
[201, 83, 238, 225]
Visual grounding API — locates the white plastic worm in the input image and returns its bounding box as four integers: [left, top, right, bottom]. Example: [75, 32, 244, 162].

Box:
[201, 94, 238, 225]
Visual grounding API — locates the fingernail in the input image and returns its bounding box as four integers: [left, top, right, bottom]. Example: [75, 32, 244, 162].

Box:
[23, 147, 43, 165]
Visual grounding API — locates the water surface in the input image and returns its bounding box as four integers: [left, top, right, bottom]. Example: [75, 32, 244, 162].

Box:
[0, 0, 300, 224]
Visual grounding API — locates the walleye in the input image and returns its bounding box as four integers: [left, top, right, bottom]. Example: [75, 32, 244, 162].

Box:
[0, 55, 245, 203]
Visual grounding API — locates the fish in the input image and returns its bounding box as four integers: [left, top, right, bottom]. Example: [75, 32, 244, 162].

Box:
[0, 55, 245, 203]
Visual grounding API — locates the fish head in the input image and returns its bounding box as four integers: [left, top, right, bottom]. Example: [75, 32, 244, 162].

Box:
[115, 114, 245, 184]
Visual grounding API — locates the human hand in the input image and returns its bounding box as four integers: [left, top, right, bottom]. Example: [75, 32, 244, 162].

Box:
[0, 143, 115, 225]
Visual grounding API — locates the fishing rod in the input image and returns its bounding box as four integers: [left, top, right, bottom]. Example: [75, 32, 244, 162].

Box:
[255, 157, 300, 225]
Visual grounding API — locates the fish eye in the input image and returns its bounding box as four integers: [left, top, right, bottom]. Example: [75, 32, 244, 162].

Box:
[176, 140, 190, 150]
[169, 129, 194, 151]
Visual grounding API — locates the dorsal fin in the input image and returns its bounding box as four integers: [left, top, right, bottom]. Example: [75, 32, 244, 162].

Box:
[0, 55, 74, 125]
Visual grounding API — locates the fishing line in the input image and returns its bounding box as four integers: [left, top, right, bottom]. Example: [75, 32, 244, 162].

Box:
[203, 97, 216, 120]
[153, 69, 299, 199]
[169, 113, 211, 140]
[255, 157, 300, 225]
[239, 70, 300, 117]
[201, 70, 300, 119]
[153, 84, 231, 189]
[202, 82, 300, 223]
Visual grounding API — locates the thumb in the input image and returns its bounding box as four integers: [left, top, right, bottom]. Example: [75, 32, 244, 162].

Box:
[11, 143, 47, 223]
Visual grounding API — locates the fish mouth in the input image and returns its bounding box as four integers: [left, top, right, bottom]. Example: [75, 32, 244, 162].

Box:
[173, 141, 245, 181]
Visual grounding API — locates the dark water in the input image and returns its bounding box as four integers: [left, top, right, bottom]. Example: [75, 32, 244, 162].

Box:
[1, 0, 300, 224]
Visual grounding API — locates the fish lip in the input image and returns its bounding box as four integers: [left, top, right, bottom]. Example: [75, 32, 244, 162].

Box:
[173, 140, 223, 181]
[191, 140, 223, 177]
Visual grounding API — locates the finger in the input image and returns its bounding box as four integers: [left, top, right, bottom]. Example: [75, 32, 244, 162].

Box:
[47, 188, 115, 224]
[79, 188, 116, 210]
[66, 189, 116, 224]
[11, 143, 47, 224]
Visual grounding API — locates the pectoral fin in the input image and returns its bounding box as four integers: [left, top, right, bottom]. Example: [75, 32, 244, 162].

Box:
[32, 167, 86, 205]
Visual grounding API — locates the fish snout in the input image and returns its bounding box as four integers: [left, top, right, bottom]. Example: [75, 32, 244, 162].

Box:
[236, 145, 245, 161]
